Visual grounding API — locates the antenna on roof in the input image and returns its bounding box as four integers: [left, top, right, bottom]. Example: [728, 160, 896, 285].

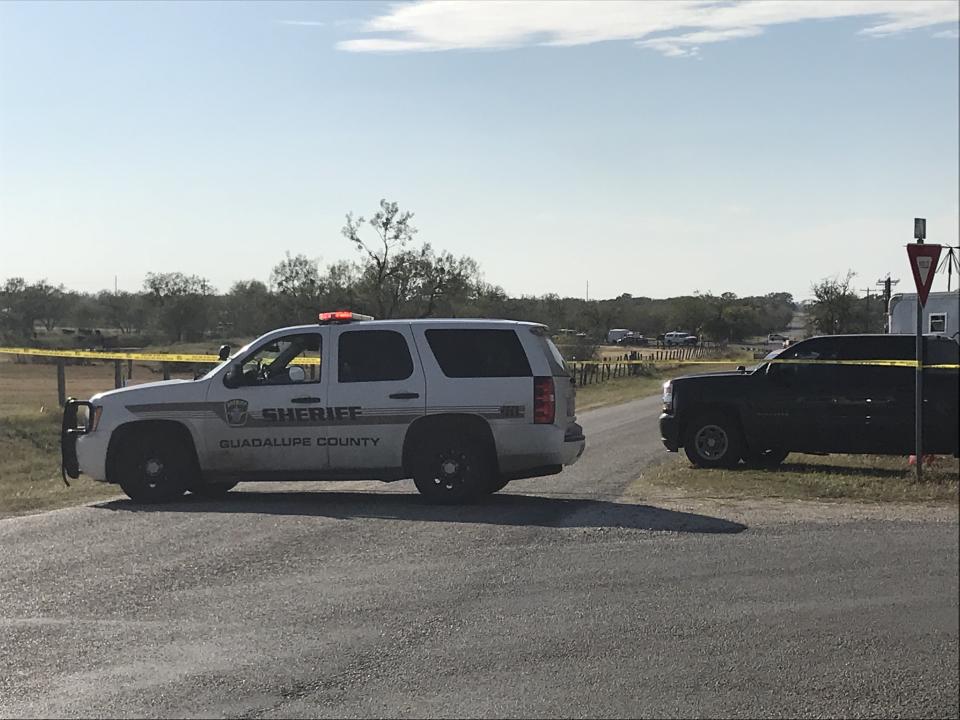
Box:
[937, 245, 960, 292]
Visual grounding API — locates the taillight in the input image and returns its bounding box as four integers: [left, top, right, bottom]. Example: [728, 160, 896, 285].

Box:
[534, 376, 555, 424]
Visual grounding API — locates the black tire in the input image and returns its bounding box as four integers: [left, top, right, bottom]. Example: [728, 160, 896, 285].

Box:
[745, 448, 790, 468]
[411, 432, 494, 504]
[683, 411, 744, 469]
[189, 481, 238, 498]
[115, 430, 194, 503]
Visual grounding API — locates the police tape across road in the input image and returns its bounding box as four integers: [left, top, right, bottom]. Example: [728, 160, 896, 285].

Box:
[0, 346, 956, 369]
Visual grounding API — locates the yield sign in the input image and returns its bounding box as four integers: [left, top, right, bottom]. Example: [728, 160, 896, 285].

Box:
[907, 243, 942, 307]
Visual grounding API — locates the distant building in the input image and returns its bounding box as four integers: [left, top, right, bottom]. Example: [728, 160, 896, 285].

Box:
[887, 292, 959, 337]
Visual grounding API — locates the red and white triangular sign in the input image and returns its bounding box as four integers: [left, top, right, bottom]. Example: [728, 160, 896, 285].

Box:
[906, 243, 942, 307]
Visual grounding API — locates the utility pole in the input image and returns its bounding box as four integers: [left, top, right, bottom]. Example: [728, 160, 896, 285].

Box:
[875, 274, 900, 332]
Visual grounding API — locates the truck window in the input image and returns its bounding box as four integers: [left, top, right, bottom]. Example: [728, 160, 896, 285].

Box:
[338, 330, 414, 383]
[425, 329, 532, 378]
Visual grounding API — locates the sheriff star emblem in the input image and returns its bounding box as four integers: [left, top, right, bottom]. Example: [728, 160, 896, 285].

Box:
[225, 399, 249, 427]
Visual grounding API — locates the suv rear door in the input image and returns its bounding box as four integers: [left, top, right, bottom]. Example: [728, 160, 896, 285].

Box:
[324, 324, 426, 474]
[411, 323, 536, 451]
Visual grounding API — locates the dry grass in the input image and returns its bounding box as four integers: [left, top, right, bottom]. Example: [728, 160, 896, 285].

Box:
[0, 358, 195, 417]
[644, 452, 960, 504]
[0, 413, 120, 516]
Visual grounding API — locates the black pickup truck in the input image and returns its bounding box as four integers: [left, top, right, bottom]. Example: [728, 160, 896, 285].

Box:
[659, 334, 959, 467]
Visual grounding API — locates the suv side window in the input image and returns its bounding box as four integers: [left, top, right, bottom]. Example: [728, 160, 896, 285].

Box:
[425, 329, 532, 378]
[338, 330, 414, 383]
[236, 333, 322, 386]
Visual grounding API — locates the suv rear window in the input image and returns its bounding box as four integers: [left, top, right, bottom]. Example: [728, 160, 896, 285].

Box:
[338, 330, 413, 382]
[425, 329, 532, 378]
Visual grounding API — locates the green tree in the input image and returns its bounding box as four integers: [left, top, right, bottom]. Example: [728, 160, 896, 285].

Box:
[270, 253, 324, 323]
[143, 272, 216, 342]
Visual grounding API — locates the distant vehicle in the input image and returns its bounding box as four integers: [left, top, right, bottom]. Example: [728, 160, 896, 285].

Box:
[606, 328, 631, 344]
[664, 331, 697, 347]
[616, 333, 649, 347]
[888, 292, 959, 337]
[62, 312, 586, 504]
[767, 333, 789, 343]
[659, 334, 959, 468]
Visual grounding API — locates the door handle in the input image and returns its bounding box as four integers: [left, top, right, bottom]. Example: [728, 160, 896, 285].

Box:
[389, 392, 420, 400]
[291, 396, 323, 404]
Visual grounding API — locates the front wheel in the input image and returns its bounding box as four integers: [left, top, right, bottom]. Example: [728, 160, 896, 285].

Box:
[683, 411, 744, 469]
[412, 434, 494, 504]
[115, 431, 194, 503]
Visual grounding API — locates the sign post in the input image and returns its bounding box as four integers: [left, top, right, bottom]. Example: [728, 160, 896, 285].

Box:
[906, 219, 942, 482]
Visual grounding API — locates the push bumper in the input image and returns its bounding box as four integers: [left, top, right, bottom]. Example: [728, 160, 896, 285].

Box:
[658, 412, 680, 452]
[61, 399, 93, 480]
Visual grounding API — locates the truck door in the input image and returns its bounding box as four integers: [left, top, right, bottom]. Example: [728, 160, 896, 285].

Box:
[203, 330, 329, 478]
[324, 324, 426, 474]
[755, 339, 851, 453]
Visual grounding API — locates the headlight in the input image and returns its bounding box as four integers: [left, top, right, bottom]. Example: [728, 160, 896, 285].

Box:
[90, 405, 103, 431]
[662, 381, 673, 411]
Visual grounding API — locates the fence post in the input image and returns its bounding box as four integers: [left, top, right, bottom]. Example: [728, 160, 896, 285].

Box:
[127, 359, 133, 379]
[114, 360, 122, 388]
[162, 362, 171, 381]
[57, 359, 66, 407]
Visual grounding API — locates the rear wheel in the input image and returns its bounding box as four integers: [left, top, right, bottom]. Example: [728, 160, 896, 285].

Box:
[683, 411, 744, 469]
[412, 433, 494, 504]
[115, 430, 194, 503]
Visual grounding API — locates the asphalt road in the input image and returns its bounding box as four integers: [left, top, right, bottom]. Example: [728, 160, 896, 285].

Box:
[1, 396, 958, 719]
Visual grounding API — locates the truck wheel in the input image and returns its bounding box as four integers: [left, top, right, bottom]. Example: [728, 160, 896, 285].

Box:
[745, 449, 790, 468]
[683, 411, 744, 469]
[412, 433, 493, 504]
[190, 481, 238, 498]
[115, 431, 193, 503]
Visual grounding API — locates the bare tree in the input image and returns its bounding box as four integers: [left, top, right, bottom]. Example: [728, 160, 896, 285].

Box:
[342, 199, 418, 318]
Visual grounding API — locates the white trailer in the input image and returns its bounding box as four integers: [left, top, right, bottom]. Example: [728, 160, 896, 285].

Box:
[888, 292, 960, 338]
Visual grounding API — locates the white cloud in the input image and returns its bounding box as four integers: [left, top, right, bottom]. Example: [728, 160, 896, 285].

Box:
[336, 0, 960, 55]
[933, 28, 960, 39]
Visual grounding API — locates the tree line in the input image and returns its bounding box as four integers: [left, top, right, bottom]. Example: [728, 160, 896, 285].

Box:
[0, 199, 885, 347]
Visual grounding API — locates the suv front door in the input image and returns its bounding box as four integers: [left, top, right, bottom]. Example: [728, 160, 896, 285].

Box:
[324, 325, 426, 475]
[203, 330, 329, 479]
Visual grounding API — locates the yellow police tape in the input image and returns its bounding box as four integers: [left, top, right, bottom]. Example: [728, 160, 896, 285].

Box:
[0, 347, 321, 365]
[0, 346, 955, 369]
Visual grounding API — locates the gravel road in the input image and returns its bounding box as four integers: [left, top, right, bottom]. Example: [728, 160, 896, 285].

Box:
[1, 395, 957, 718]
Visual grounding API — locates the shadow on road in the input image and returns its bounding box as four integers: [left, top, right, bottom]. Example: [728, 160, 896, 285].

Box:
[94, 491, 747, 534]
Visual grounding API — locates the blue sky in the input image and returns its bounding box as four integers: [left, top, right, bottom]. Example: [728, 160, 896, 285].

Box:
[1, 1, 958, 302]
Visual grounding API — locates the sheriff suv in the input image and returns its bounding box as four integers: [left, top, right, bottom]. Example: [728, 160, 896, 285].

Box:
[62, 313, 585, 503]
[659, 334, 959, 468]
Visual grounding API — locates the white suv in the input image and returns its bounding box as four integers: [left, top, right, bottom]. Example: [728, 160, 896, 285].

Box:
[61, 313, 586, 503]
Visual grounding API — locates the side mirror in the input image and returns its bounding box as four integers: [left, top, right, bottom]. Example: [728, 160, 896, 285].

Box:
[223, 364, 241, 389]
[288, 366, 306, 383]
[218, 344, 231, 361]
